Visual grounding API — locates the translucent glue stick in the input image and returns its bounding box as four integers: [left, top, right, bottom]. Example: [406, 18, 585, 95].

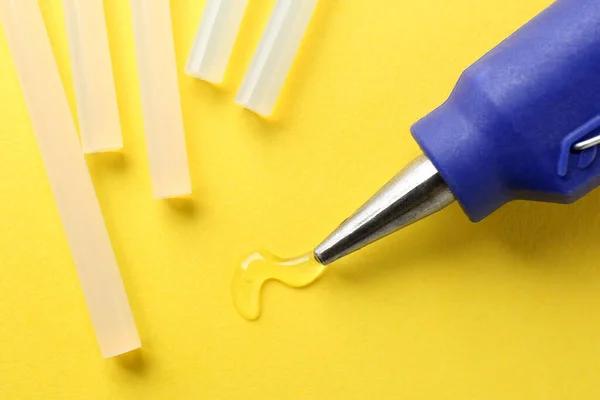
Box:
[62, 0, 123, 153]
[130, 0, 192, 198]
[186, 0, 248, 83]
[236, 0, 318, 117]
[0, 0, 141, 358]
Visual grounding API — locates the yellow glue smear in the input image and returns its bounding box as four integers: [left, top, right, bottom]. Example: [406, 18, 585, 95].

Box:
[231, 251, 326, 320]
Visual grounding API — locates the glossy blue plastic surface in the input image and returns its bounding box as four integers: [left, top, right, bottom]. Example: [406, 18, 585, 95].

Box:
[411, 0, 600, 222]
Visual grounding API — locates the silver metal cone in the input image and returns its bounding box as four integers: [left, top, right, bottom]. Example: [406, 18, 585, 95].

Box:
[314, 155, 455, 265]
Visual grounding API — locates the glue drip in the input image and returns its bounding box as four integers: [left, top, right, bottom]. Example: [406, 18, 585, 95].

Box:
[231, 250, 326, 320]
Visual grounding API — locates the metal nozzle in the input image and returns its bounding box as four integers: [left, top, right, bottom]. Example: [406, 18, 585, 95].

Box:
[314, 155, 455, 265]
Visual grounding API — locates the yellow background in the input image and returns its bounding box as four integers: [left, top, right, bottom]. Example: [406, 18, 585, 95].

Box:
[2, 0, 600, 398]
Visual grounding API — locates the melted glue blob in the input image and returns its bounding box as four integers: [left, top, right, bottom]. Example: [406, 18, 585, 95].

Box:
[231, 251, 326, 320]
